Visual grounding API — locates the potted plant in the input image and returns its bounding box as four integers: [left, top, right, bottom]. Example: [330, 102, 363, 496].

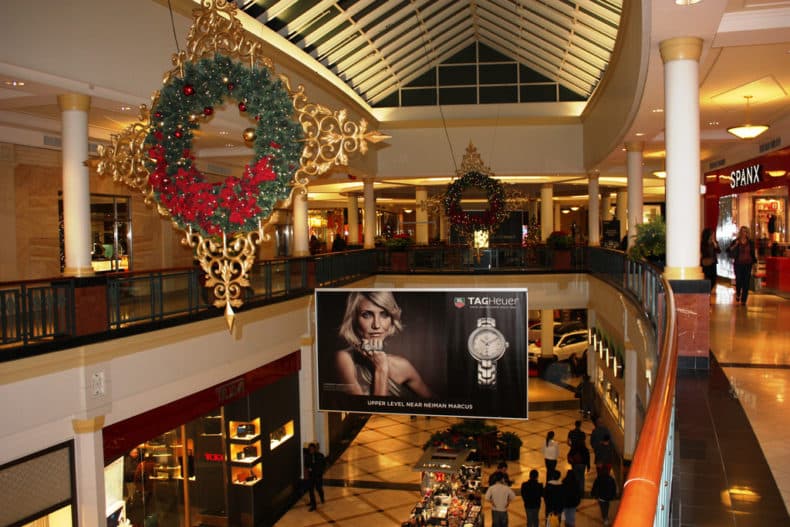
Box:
[546, 230, 573, 269]
[499, 431, 523, 461]
[629, 215, 666, 267]
[385, 233, 413, 271]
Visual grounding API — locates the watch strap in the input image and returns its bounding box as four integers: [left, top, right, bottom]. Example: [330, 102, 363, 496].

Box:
[477, 359, 497, 386]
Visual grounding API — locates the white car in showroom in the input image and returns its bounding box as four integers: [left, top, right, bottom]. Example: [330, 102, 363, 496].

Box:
[528, 329, 589, 363]
[528, 320, 584, 344]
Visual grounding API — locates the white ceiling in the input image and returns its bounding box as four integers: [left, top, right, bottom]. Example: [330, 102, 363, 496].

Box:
[0, 0, 788, 211]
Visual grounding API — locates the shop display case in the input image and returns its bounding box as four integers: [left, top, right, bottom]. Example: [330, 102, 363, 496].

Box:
[229, 418, 263, 486]
[269, 420, 294, 451]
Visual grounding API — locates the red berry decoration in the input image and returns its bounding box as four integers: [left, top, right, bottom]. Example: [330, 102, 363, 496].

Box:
[238, 101, 247, 112]
[182, 84, 195, 96]
[174, 130, 183, 138]
[203, 106, 214, 116]
[154, 111, 163, 119]
[227, 82, 235, 91]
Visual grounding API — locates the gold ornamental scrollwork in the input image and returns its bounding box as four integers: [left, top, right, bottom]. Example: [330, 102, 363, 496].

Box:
[96, 0, 387, 330]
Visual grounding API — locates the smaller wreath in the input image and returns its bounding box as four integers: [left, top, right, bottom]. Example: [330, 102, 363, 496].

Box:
[443, 171, 508, 234]
[146, 54, 303, 237]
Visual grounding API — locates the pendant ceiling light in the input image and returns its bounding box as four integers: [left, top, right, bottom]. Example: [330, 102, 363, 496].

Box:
[727, 95, 769, 139]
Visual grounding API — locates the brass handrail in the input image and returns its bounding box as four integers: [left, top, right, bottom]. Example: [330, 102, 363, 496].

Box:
[613, 274, 677, 526]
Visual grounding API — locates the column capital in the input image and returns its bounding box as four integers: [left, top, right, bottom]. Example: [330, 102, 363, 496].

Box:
[659, 37, 703, 63]
[541, 182, 553, 190]
[587, 169, 600, 180]
[72, 415, 105, 434]
[624, 141, 645, 152]
[58, 93, 91, 112]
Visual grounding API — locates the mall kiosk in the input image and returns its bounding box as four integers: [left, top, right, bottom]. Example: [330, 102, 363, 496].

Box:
[405, 447, 483, 527]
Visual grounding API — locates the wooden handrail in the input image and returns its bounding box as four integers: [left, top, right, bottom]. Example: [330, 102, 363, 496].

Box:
[613, 276, 677, 526]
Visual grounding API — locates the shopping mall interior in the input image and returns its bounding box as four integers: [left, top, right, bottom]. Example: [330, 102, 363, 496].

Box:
[1, 1, 790, 526]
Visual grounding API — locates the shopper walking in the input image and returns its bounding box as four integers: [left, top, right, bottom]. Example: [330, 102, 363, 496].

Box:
[542, 430, 560, 475]
[589, 417, 610, 460]
[566, 420, 586, 447]
[567, 438, 590, 497]
[520, 469, 544, 527]
[485, 471, 516, 527]
[700, 227, 720, 292]
[543, 469, 564, 526]
[727, 226, 756, 305]
[305, 442, 326, 511]
[576, 374, 595, 419]
[593, 433, 616, 477]
[591, 469, 617, 526]
[561, 470, 582, 527]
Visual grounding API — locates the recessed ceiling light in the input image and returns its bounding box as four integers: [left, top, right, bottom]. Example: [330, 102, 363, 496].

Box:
[224, 143, 235, 148]
[4, 80, 25, 87]
[675, 0, 702, 5]
[635, 132, 645, 137]
[120, 105, 132, 111]
[218, 130, 229, 135]
[651, 108, 663, 113]
[707, 121, 719, 126]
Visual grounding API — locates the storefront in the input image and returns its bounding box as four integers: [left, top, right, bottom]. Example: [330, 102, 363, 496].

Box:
[102, 353, 302, 527]
[703, 146, 790, 284]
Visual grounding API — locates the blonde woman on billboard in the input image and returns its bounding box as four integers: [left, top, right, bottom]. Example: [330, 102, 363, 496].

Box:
[335, 291, 433, 398]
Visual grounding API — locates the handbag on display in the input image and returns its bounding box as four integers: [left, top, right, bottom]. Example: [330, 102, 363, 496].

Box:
[243, 445, 258, 458]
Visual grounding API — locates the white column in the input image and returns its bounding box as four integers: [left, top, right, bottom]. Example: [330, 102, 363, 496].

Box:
[292, 187, 309, 256]
[73, 417, 106, 527]
[59, 93, 93, 276]
[347, 193, 359, 246]
[363, 178, 376, 248]
[415, 187, 429, 245]
[616, 191, 628, 242]
[528, 198, 538, 225]
[439, 212, 448, 242]
[540, 184, 554, 240]
[625, 141, 645, 247]
[554, 203, 562, 234]
[660, 37, 704, 280]
[540, 309, 554, 359]
[601, 195, 612, 221]
[588, 171, 601, 246]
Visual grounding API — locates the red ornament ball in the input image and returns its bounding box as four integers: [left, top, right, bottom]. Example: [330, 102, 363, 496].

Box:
[154, 111, 162, 119]
[174, 130, 183, 138]
[227, 82, 235, 91]
[203, 106, 214, 116]
[238, 101, 247, 112]
[182, 84, 195, 96]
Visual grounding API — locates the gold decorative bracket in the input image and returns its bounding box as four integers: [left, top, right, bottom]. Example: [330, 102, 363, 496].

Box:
[96, 0, 388, 329]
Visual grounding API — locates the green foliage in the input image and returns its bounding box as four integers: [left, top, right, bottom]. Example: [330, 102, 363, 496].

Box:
[629, 215, 666, 260]
[546, 230, 573, 250]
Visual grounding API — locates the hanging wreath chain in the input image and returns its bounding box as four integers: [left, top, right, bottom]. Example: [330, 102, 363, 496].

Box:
[146, 54, 304, 237]
[442, 171, 509, 231]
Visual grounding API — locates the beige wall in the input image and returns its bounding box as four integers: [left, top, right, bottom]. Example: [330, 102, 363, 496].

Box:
[8, 144, 194, 280]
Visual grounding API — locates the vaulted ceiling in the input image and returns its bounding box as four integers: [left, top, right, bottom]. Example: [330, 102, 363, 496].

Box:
[240, 0, 622, 106]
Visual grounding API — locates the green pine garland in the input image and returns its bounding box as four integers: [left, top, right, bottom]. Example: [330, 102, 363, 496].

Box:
[443, 171, 508, 236]
[146, 54, 303, 237]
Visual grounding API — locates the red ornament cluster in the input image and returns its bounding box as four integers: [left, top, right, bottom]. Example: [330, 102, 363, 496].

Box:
[148, 133, 279, 236]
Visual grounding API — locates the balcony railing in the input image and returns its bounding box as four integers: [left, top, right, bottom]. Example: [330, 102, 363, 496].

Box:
[1, 244, 677, 525]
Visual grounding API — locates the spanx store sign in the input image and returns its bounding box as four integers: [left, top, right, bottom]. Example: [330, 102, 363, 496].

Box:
[730, 163, 762, 188]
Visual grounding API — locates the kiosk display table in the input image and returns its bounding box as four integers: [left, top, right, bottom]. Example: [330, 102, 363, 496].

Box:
[405, 447, 483, 527]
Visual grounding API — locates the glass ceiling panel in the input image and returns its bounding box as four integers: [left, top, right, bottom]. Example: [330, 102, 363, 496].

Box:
[241, 0, 622, 107]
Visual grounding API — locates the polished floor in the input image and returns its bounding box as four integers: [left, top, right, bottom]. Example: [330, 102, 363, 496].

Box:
[275, 282, 790, 526]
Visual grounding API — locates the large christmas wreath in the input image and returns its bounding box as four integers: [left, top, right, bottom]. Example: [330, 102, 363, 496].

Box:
[146, 54, 303, 237]
[443, 171, 508, 234]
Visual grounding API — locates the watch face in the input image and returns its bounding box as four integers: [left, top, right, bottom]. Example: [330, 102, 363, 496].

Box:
[468, 327, 508, 361]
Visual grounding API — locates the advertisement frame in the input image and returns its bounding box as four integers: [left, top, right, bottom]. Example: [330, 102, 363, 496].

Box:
[314, 287, 529, 420]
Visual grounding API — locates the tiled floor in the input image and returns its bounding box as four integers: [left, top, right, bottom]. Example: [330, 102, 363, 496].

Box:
[275, 282, 790, 526]
[277, 378, 618, 527]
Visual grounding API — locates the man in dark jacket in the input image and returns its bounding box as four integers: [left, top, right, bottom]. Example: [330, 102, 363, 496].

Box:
[520, 469, 543, 527]
[561, 470, 582, 527]
[305, 442, 326, 511]
[543, 469, 564, 522]
[591, 470, 617, 525]
[567, 438, 590, 496]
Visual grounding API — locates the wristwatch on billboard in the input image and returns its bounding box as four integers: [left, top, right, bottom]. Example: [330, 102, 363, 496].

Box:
[467, 317, 508, 386]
